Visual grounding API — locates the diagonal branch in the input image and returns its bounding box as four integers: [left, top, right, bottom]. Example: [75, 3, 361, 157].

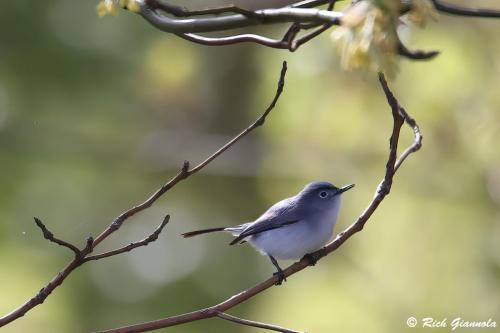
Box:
[0, 61, 288, 328]
[33, 217, 82, 256]
[217, 312, 304, 333]
[94, 72, 423, 333]
[187, 62, 287, 175]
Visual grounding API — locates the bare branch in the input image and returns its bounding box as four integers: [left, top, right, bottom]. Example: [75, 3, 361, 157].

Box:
[397, 40, 440, 61]
[289, 0, 337, 51]
[187, 61, 287, 174]
[217, 312, 304, 333]
[84, 216, 170, 262]
[145, 0, 261, 18]
[33, 217, 81, 256]
[139, 2, 343, 34]
[290, 21, 330, 50]
[94, 72, 422, 333]
[432, 0, 500, 18]
[0, 61, 288, 328]
[175, 14, 330, 51]
[178, 32, 292, 49]
[146, 0, 333, 17]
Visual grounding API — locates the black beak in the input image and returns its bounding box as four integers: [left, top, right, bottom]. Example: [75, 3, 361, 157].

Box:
[337, 184, 355, 195]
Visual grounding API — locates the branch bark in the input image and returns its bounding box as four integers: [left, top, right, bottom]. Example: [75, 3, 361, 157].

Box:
[94, 72, 423, 333]
[0, 61, 288, 328]
[139, 3, 343, 34]
[217, 312, 304, 333]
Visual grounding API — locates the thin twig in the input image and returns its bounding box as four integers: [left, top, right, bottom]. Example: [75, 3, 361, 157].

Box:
[94, 72, 423, 333]
[33, 217, 81, 256]
[84, 215, 170, 262]
[176, 23, 302, 50]
[217, 312, 304, 333]
[291, 23, 330, 50]
[0, 61, 289, 328]
[290, 0, 337, 51]
[187, 61, 287, 174]
[178, 33, 291, 49]
[146, 0, 261, 18]
[397, 40, 440, 60]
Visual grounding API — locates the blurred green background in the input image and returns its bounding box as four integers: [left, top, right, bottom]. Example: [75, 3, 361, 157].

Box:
[1, 1, 499, 332]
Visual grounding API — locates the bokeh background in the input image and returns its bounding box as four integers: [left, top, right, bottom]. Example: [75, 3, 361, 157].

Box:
[1, 1, 499, 332]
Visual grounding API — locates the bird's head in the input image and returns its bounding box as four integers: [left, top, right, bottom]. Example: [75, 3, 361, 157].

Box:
[297, 181, 355, 209]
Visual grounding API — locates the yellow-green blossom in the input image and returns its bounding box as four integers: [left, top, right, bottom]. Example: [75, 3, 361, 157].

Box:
[331, 1, 400, 77]
[96, 0, 140, 17]
[407, 0, 439, 27]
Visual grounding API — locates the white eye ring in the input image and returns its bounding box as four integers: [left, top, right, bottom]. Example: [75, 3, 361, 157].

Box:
[319, 191, 328, 198]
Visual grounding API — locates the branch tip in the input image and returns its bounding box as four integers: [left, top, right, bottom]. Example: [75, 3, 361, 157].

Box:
[33, 217, 81, 256]
[398, 41, 440, 60]
[80, 236, 94, 257]
[181, 160, 190, 173]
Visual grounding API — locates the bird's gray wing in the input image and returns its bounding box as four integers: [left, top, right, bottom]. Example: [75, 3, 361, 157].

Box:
[229, 197, 303, 245]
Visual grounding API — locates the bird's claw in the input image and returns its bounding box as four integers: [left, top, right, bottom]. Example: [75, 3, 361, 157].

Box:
[273, 270, 286, 285]
[303, 253, 320, 266]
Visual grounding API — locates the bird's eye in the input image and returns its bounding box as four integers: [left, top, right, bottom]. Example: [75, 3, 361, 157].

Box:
[319, 191, 328, 198]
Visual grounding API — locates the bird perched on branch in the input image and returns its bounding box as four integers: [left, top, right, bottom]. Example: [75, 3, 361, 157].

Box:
[182, 181, 354, 285]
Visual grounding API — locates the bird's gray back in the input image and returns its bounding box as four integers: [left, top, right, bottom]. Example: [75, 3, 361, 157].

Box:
[226, 197, 305, 236]
[256, 196, 304, 222]
[224, 197, 303, 242]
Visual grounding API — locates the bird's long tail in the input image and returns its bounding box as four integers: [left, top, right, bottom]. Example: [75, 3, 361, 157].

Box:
[181, 227, 226, 238]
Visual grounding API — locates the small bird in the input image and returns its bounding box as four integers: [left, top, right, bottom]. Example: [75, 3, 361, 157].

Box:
[182, 181, 354, 284]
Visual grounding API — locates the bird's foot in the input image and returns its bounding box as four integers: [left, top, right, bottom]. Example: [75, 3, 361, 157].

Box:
[273, 270, 287, 285]
[303, 252, 320, 266]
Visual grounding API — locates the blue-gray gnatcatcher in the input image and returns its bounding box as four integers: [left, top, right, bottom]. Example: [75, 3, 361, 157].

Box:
[182, 181, 354, 284]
